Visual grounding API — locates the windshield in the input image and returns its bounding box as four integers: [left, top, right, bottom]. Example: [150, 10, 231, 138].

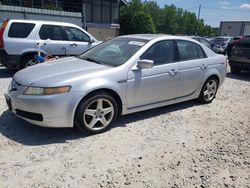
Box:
[80, 37, 148, 67]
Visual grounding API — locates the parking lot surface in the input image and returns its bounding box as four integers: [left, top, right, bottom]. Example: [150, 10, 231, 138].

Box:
[0, 66, 249, 187]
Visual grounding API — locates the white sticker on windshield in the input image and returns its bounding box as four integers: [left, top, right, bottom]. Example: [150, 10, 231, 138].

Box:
[128, 41, 145, 46]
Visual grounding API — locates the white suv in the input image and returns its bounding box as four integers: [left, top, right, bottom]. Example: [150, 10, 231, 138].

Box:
[0, 19, 100, 69]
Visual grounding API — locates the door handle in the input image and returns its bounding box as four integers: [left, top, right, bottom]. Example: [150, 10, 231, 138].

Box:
[200, 64, 207, 70]
[169, 69, 178, 76]
[70, 43, 78, 47]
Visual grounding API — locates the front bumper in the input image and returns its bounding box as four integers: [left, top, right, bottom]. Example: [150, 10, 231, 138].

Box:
[5, 86, 81, 128]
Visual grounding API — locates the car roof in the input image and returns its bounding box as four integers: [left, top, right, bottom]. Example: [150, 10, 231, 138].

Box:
[7, 19, 78, 27]
[119, 34, 203, 42]
[119, 34, 166, 40]
[185, 36, 207, 39]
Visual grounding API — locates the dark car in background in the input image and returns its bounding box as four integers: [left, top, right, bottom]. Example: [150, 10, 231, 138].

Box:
[227, 35, 250, 74]
[226, 36, 244, 56]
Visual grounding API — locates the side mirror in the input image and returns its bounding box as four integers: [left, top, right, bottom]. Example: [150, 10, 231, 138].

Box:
[137, 59, 154, 69]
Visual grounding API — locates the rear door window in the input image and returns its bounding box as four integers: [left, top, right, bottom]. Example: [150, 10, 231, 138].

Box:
[199, 38, 212, 49]
[39, 25, 67, 41]
[8, 22, 35, 38]
[176, 40, 206, 61]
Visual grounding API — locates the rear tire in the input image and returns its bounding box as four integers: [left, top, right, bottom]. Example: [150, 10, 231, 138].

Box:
[198, 77, 218, 104]
[230, 66, 241, 74]
[75, 92, 118, 134]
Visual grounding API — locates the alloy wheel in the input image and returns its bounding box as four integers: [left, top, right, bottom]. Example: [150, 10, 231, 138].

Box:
[203, 80, 217, 102]
[83, 98, 114, 131]
[26, 59, 39, 67]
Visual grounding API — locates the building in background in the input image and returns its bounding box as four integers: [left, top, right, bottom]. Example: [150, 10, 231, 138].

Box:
[219, 21, 250, 36]
[0, 0, 128, 40]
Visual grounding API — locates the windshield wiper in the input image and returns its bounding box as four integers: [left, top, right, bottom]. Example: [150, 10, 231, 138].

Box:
[85, 57, 103, 65]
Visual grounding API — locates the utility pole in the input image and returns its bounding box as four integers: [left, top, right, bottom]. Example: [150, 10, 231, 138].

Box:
[82, 3, 86, 30]
[198, 4, 201, 21]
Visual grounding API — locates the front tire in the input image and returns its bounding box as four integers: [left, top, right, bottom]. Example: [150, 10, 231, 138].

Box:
[198, 77, 218, 104]
[75, 92, 118, 134]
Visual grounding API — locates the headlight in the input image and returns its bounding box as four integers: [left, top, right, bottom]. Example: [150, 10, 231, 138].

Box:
[24, 86, 71, 95]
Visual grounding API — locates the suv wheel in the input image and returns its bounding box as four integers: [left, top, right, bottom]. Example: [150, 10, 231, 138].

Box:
[75, 92, 118, 134]
[230, 66, 241, 74]
[20, 55, 38, 69]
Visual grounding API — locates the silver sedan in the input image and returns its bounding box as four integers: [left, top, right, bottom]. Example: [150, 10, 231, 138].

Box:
[5, 34, 227, 134]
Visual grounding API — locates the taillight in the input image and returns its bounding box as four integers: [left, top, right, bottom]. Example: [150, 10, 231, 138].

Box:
[0, 20, 8, 48]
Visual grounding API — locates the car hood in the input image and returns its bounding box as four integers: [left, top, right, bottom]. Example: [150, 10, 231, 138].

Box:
[14, 57, 110, 86]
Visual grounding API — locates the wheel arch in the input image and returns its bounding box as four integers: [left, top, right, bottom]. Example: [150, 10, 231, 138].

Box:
[205, 74, 220, 85]
[73, 88, 123, 126]
[20, 49, 48, 61]
[202, 67, 222, 88]
[20, 51, 36, 59]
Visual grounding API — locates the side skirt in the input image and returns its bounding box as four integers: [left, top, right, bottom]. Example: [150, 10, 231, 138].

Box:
[123, 89, 201, 115]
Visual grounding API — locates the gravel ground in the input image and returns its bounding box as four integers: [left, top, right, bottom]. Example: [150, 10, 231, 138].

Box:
[0, 65, 249, 188]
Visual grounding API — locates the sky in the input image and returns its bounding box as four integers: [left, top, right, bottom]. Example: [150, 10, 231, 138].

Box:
[149, 0, 250, 27]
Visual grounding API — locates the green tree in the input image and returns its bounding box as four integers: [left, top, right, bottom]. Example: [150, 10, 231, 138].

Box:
[128, 0, 144, 12]
[161, 4, 179, 34]
[120, 0, 155, 34]
[182, 11, 197, 35]
[143, 1, 163, 33]
[120, 0, 215, 36]
[130, 12, 156, 34]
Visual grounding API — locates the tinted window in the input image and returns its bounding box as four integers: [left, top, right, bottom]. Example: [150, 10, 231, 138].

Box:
[65, 27, 90, 42]
[141, 40, 175, 65]
[8, 23, 35, 38]
[39, 25, 66, 40]
[177, 40, 205, 61]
